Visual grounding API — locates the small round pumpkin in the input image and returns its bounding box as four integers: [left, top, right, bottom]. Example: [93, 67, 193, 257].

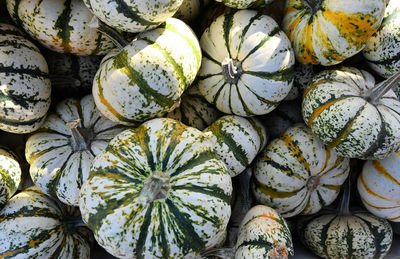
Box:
[0, 147, 21, 209]
[215, 0, 273, 9]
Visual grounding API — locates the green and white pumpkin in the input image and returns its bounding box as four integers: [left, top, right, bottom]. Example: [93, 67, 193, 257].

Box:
[0, 23, 51, 133]
[0, 147, 21, 209]
[363, 0, 400, 78]
[204, 115, 268, 177]
[25, 95, 126, 206]
[174, 0, 210, 22]
[215, 0, 273, 9]
[83, 0, 183, 33]
[0, 187, 92, 258]
[252, 124, 350, 218]
[93, 18, 202, 125]
[198, 10, 295, 116]
[302, 66, 400, 160]
[6, 0, 114, 55]
[166, 85, 222, 130]
[357, 151, 400, 222]
[79, 118, 232, 258]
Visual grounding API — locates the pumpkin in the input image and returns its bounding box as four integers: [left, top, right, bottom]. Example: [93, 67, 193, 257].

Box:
[363, 0, 400, 78]
[0, 23, 51, 134]
[204, 115, 267, 177]
[174, 0, 210, 23]
[25, 95, 126, 206]
[284, 63, 315, 101]
[282, 0, 386, 66]
[6, 0, 114, 55]
[83, 0, 183, 33]
[198, 9, 295, 116]
[302, 66, 400, 160]
[0, 187, 92, 258]
[79, 118, 232, 258]
[166, 85, 222, 130]
[357, 151, 400, 222]
[0, 147, 21, 209]
[92, 18, 202, 125]
[252, 123, 350, 218]
[215, 0, 273, 9]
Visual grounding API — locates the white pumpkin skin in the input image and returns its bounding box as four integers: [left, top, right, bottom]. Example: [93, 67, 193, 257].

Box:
[0, 23, 51, 133]
[92, 18, 202, 125]
[198, 10, 295, 116]
[174, 0, 210, 22]
[25, 95, 126, 206]
[0, 147, 21, 209]
[215, 0, 273, 9]
[252, 124, 350, 218]
[357, 151, 400, 222]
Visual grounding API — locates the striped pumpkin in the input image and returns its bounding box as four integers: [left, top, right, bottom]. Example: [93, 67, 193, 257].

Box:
[252, 124, 350, 218]
[166, 85, 222, 130]
[25, 95, 126, 206]
[79, 118, 232, 258]
[204, 115, 268, 177]
[215, 0, 273, 9]
[174, 0, 210, 22]
[0, 23, 51, 134]
[302, 67, 400, 160]
[93, 18, 202, 125]
[357, 151, 400, 222]
[198, 10, 295, 117]
[83, 0, 183, 33]
[6, 0, 114, 55]
[0, 147, 21, 209]
[282, 0, 386, 66]
[0, 187, 92, 258]
[363, 0, 400, 78]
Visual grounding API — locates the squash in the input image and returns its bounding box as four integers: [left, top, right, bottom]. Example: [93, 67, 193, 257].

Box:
[215, 0, 273, 9]
[282, 0, 386, 66]
[0, 23, 51, 134]
[25, 95, 126, 206]
[302, 67, 400, 160]
[204, 115, 267, 177]
[83, 0, 183, 33]
[284, 63, 315, 101]
[79, 118, 232, 258]
[6, 0, 114, 55]
[0, 147, 21, 209]
[92, 18, 202, 125]
[357, 151, 400, 222]
[252, 123, 350, 218]
[198, 9, 295, 116]
[174, 0, 210, 23]
[363, 0, 400, 78]
[0, 187, 92, 258]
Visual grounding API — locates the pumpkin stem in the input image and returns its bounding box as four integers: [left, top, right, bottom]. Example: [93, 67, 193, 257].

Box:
[367, 70, 400, 104]
[221, 58, 242, 84]
[67, 119, 93, 152]
[138, 171, 170, 204]
[306, 175, 321, 192]
[301, 0, 323, 14]
[89, 16, 129, 50]
[49, 75, 81, 88]
[338, 176, 351, 216]
[199, 247, 235, 259]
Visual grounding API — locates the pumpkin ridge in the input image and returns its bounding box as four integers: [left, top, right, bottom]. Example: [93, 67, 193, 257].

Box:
[54, 0, 73, 53]
[135, 202, 154, 258]
[235, 12, 263, 60]
[253, 176, 303, 199]
[372, 160, 400, 186]
[245, 66, 295, 83]
[223, 12, 234, 58]
[202, 51, 220, 65]
[0, 92, 48, 109]
[47, 151, 74, 196]
[0, 114, 46, 127]
[240, 79, 280, 106]
[0, 40, 39, 51]
[0, 29, 22, 37]
[360, 197, 400, 210]
[109, 0, 159, 27]
[263, 155, 307, 181]
[157, 203, 171, 259]
[0, 64, 48, 79]
[235, 81, 253, 115]
[358, 173, 393, 202]
[173, 183, 231, 204]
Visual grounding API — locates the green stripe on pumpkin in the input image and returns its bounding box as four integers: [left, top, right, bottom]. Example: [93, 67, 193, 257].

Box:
[54, 0, 73, 53]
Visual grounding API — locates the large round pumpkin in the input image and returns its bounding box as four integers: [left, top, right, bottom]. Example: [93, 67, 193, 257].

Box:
[0, 147, 21, 209]
[79, 118, 232, 258]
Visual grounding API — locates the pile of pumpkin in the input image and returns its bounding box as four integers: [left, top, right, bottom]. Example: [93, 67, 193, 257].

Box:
[0, 0, 400, 258]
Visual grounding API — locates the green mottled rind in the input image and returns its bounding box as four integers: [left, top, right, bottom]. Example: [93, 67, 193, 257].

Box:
[0, 23, 51, 133]
[198, 10, 295, 116]
[0, 148, 21, 209]
[302, 67, 400, 160]
[216, 0, 272, 9]
[25, 95, 126, 206]
[299, 212, 393, 259]
[79, 118, 232, 259]
[174, 0, 210, 22]
[252, 124, 350, 218]
[0, 187, 92, 258]
[204, 115, 267, 177]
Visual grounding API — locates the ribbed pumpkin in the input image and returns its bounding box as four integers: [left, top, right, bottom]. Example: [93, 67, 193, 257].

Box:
[0, 23, 51, 133]
[282, 0, 386, 66]
[92, 18, 202, 125]
[302, 67, 400, 160]
[0, 187, 92, 258]
[0, 147, 21, 209]
[166, 85, 222, 130]
[204, 115, 267, 177]
[363, 0, 400, 78]
[252, 124, 350, 218]
[79, 118, 232, 258]
[198, 9, 295, 116]
[174, 0, 210, 22]
[25, 95, 126, 206]
[83, 0, 183, 33]
[357, 151, 400, 222]
[215, 0, 273, 9]
[6, 0, 114, 55]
